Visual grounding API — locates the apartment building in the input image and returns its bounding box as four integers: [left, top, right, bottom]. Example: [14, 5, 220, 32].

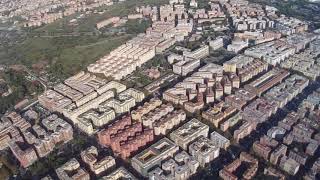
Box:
[131, 138, 180, 176]
[55, 158, 90, 180]
[97, 116, 154, 159]
[81, 146, 116, 175]
[170, 118, 209, 150]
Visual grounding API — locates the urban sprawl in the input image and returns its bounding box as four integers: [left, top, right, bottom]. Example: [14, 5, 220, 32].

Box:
[1, 0, 320, 179]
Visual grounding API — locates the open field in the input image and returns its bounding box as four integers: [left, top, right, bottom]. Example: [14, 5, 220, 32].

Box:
[0, 34, 132, 79]
[0, 0, 169, 76]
